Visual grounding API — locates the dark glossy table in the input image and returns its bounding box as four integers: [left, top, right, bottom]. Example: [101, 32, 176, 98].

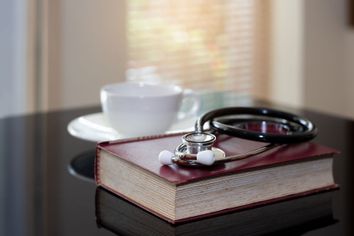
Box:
[1, 91, 353, 236]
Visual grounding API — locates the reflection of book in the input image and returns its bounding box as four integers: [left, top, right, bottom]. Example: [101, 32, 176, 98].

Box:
[95, 133, 338, 223]
[95, 187, 337, 236]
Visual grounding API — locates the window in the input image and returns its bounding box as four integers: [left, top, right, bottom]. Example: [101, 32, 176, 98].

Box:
[127, 0, 268, 96]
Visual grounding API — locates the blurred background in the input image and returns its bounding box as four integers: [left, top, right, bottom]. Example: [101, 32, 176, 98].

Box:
[1, 0, 354, 118]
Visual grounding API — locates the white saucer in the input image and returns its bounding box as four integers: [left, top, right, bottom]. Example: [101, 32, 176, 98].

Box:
[67, 113, 195, 142]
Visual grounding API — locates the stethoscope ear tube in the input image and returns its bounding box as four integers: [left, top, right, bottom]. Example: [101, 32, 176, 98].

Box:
[196, 107, 318, 144]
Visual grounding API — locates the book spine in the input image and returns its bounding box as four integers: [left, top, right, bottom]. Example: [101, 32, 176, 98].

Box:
[95, 146, 102, 185]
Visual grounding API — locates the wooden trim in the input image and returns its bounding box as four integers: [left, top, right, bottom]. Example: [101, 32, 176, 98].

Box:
[45, 0, 62, 110]
[25, 0, 51, 112]
[38, 0, 49, 111]
[252, 0, 271, 100]
[25, 0, 38, 113]
[350, 0, 354, 26]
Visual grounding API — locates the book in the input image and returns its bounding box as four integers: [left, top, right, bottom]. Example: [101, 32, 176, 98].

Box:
[95, 132, 338, 224]
[95, 187, 337, 236]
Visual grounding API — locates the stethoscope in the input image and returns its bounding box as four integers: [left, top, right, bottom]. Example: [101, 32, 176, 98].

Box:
[159, 107, 318, 167]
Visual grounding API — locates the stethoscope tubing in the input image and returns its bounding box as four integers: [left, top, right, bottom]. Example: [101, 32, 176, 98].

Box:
[160, 106, 318, 167]
[195, 107, 318, 144]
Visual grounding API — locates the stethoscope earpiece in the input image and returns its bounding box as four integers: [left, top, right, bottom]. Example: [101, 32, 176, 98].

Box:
[158, 150, 175, 165]
[158, 149, 216, 166]
[196, 150, 215, 165]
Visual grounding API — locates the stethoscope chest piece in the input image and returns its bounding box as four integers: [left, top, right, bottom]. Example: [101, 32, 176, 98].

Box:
[159, 132, 226, 166]
[182, 132, 216, 154]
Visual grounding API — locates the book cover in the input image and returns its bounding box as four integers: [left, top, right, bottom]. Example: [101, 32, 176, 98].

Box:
[96, 133, 338, 185]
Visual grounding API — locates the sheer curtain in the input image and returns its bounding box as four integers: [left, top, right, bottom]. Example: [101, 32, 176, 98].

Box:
[126, 0, 269, 97]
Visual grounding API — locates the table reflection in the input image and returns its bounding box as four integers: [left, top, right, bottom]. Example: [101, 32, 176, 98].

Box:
[95, 187, 336, 236]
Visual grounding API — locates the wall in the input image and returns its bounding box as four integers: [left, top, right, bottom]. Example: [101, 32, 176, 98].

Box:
[44, 0, 126, 111]
[270, 0, 354, 118]
[269, 0, 304, 108]
[304, 0, 354, 118]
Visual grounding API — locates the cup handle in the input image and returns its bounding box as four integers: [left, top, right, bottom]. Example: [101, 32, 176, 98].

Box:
[178, 89, 200, 121]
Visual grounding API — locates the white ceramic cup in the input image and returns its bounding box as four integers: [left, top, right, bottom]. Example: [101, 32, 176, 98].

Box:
[100, 82, 200, 137]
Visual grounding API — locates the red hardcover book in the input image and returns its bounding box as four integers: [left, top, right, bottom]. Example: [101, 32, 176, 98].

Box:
[95, 133, 338, 224]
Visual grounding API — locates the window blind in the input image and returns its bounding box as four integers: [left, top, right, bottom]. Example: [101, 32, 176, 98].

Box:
[127, 0, 267, 95]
